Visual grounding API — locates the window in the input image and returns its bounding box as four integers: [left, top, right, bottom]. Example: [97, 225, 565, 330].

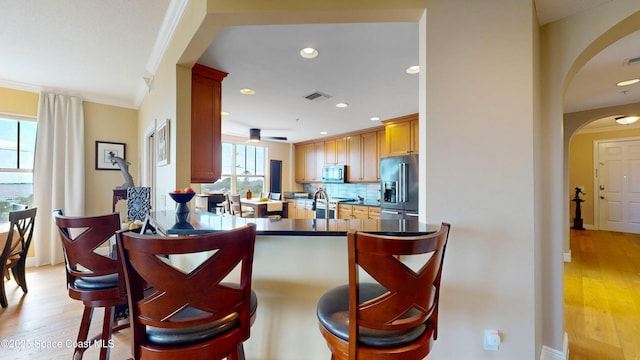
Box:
[202, 143, 266, 196]
[0, 116, 37, 224]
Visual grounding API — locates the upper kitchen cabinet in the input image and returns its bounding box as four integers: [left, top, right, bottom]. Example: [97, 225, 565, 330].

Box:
[383, 113, 419, 157]
[295, 141, 324, 183]
[346, 131, 378, 183]
[325, 137, 347, 165]
[191, 64, 228, 183]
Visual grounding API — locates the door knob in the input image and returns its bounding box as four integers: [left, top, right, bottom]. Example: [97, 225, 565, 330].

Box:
[600, 196, 605, 199]
[599, 185, 605, 190]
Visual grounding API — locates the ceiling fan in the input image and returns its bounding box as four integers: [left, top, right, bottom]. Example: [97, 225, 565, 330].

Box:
[249, 128, 288, 142]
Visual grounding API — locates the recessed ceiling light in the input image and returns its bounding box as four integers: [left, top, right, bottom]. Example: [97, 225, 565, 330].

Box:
[240, 88, 255, 95]
[370, 116, 380, 121]
[336, 102, 349, 108]
[300, 47, 319, 59]
[320, 131, 328, 135]
[616, 78, 640, 86]
[405, 65, 420, 74]
[221, 111, 229, 116]
[615, 115, 640, 125]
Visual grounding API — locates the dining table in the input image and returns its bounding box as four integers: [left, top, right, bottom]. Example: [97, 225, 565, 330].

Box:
[240, 198, 288, 218]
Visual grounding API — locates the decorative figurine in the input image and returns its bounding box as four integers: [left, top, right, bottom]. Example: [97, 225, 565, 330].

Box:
[571, 186, 585, 230]
[108, 151, 135, 189]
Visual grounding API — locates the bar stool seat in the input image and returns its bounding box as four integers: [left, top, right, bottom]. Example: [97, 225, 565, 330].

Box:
[317, 283, 429, 348]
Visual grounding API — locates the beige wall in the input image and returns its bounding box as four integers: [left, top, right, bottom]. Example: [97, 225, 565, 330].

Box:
[0, 86, 139, 218]
[0, 87, 38, 116]
[83, 101, 139, 217]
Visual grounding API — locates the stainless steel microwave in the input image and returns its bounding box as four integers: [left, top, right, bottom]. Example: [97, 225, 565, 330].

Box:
[322, 165, 346, 183]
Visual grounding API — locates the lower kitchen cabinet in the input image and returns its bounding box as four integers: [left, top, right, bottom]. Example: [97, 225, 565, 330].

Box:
[338, 204, 380, 220]
[352, 205, 369, 220]
[338, 204, 352, 219]
[368, 207, 381, 220]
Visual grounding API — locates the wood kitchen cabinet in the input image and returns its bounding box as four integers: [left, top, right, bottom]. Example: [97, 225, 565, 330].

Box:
[308, 142, 324, 182]
[325, 137, 347, 165]
[346, 131, 378, 182]
[295, 144, 306, 183]
[191, 64, 228, 183]
[338, 204, 353, 219]
[338, 204, 380, 220]
[378, 129, 387, 160]
[352, 205, 369, 220]
[346, 135, 361, 182]
[361, 131, 379, 182]
[383, 113, 419, 157]
[295, 141, 324, 183]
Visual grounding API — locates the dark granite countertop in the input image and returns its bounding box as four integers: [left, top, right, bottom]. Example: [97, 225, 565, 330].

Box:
[149, 210, 435, 236]
[337, 200, 381, 207]
[285, 198, 380, 207]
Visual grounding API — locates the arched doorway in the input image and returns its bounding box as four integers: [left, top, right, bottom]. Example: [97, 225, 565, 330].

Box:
[561, 12, 640, 358]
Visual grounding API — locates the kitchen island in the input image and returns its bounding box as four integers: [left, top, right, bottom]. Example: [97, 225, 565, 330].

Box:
[149, 209, 433, 236]
[146, 210, 438, 360]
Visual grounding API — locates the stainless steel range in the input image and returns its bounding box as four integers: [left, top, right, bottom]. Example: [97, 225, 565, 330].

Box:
[314, 197, 357, 219]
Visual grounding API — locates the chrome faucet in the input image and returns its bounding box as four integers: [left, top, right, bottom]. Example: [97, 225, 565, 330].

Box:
[313, 188, 329, 219]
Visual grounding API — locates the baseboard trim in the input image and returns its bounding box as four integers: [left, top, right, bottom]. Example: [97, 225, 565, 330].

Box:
[540, 333, 569, 360]
[569, 223, 594, 230]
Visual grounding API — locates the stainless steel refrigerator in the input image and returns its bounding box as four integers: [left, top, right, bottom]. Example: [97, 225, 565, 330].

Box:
[379, 154, 419, 220]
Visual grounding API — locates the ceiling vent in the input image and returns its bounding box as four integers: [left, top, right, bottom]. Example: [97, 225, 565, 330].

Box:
[626, 56, 640, 66]
[303, 91, 332, 102]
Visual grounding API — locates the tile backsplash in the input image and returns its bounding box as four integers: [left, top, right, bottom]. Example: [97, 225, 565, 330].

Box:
[302, 183, 381, 202]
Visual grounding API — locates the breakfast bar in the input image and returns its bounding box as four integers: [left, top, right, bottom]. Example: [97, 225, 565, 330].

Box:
[145, 210, 437, 360]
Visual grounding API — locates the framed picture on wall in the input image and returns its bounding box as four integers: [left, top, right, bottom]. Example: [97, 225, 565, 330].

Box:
[157, 118, 170, 166]
[95, 141, 126, 170]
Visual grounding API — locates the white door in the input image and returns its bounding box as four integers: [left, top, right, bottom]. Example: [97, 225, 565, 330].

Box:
[597, 139, 640, 233]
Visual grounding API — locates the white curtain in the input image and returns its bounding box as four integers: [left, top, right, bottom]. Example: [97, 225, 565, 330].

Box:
[33, 92, 85, 266]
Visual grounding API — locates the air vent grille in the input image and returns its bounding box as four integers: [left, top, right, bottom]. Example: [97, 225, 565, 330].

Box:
[303, 91, 332, 102]
[627, 57, 640, 66]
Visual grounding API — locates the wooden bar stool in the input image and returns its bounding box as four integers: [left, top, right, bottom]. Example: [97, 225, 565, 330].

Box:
[117, 223, 258, 359]
[53, 210, 129, 360]
[316, 223, 451, 359]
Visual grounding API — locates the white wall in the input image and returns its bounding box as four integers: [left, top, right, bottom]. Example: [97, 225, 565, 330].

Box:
[423, 1, 536, 358]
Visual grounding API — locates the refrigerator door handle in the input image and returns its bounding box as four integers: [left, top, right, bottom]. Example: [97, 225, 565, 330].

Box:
[400, 162, 408, 202]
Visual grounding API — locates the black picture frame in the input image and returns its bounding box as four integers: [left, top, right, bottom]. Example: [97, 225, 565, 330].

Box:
[95, 141, 126, 170]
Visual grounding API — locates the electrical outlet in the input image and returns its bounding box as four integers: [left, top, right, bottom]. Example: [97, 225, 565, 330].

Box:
[484, 330, 501, 351]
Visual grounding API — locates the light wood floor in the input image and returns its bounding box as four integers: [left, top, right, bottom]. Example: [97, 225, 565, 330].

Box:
[0, 264, 132, 360]
[1, 230, 638, 359]
[565, 229, 640, 360]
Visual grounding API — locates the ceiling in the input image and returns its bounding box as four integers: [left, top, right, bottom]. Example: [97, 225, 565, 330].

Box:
[1, 0, 637, 142]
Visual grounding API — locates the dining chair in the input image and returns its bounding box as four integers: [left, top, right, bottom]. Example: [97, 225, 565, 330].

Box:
[229, 194, 254, 218]
[53, 210, 129, 360]
[265, 193, 284, 218]
[316, 223, 451, 360]
[117, 223, 258, 360]
[0, 207, 37, 308]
